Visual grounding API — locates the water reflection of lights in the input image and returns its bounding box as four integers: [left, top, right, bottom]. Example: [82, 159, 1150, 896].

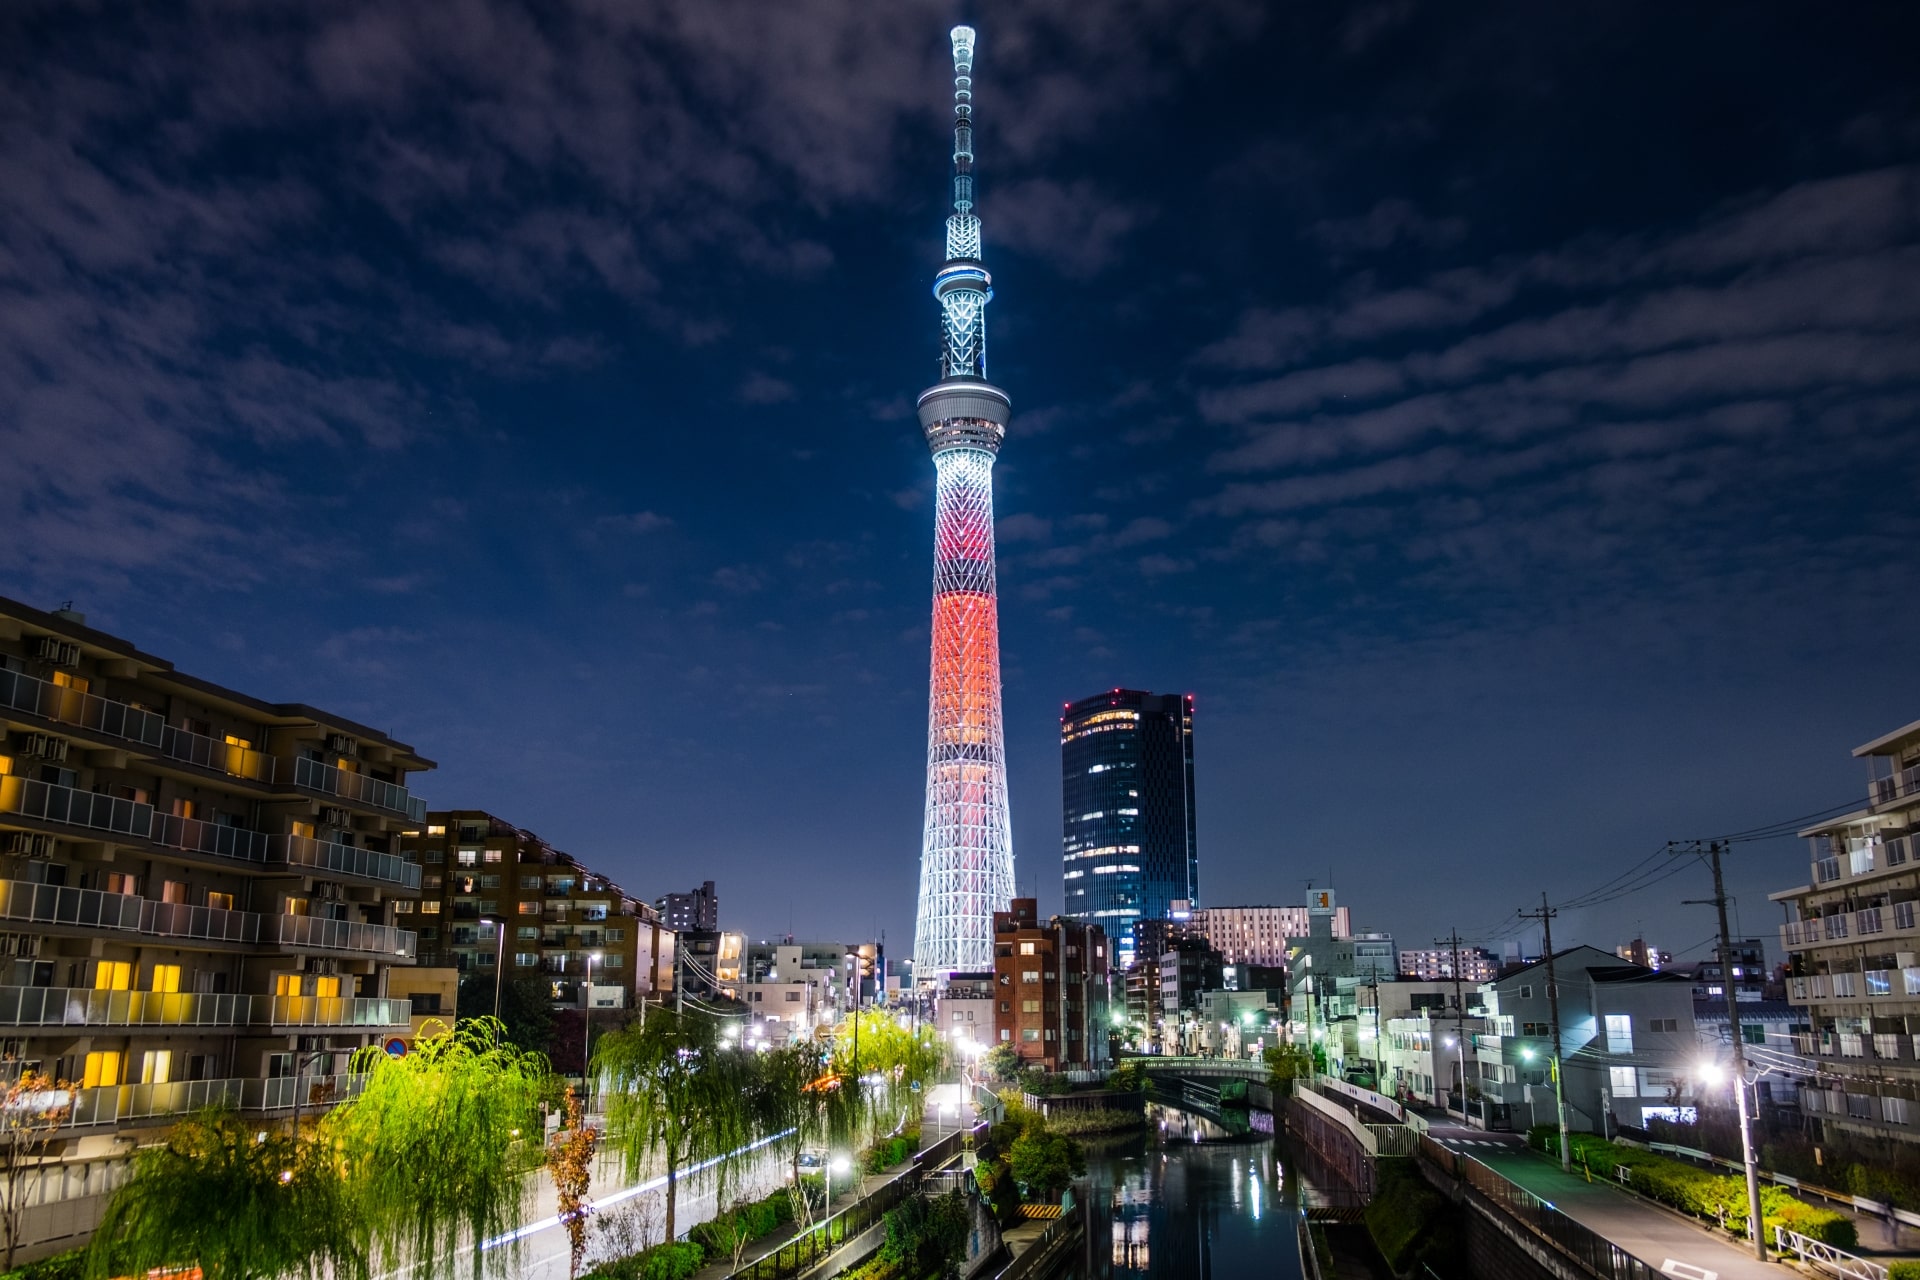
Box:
[1250, 1167, 1262, 1220]
[1110, 1216, 1150, 1268]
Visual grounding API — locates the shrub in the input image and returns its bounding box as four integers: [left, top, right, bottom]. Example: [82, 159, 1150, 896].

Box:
[0, 1250, 84, 1280]
[1886, 1263, 1920, 1280]
[688, 1188, 795, 1256]
[579, 1240, 705, 1280]
[862, 1134, 915, 1175]
[1046, 1108, 1147, 1137]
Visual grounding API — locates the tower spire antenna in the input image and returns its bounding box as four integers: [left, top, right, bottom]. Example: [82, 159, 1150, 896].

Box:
[913, 24, 1014, 981]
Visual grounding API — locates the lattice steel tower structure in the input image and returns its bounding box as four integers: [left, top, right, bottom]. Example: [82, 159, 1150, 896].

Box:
[913, 25, 1016, 978]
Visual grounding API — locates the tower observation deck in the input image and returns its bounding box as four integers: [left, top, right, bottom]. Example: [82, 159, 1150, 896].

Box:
[912, 25, 1016, 978]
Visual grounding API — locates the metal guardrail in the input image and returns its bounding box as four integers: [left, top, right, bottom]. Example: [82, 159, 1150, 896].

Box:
[1418, 1134, 1664, 1280]
[1298, 1215, 1326, 1280]
[1774, 1226, 1887, 1279]
[725, 1171, 917, 1280]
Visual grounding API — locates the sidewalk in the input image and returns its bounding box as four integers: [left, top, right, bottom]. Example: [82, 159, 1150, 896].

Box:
[1477, 1150, 1779, 1280]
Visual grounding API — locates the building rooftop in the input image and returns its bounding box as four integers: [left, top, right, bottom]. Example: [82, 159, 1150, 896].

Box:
[1852, 716, 1920, 759]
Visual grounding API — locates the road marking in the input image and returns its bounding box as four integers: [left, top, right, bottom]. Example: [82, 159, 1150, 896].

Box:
[1660, 1261, 1716, 1280]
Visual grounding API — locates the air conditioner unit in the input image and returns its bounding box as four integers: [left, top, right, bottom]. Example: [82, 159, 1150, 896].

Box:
[20, 733, 68, 763]
[320, 807, 350, 827]
[325, 734, 359, 758]
[4, 834, 52, 858]
[314, 882, 344, 902]
[32, 637, 80, 667]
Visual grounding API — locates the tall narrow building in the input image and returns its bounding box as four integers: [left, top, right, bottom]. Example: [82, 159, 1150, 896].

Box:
[1061, 690, 1198, 970]
[913, 25, 1015, 978]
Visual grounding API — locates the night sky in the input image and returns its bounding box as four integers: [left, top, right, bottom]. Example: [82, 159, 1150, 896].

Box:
[6, 2, 1920, 968]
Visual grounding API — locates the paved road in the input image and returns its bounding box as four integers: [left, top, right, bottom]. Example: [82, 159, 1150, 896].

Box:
[1473, 1149, 1778, 1280]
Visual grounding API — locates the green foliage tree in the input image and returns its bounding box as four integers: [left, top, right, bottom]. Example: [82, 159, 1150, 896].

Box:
[1263, 1044, 1312, 1095]
[754, 1042, 862, 1225]
[596, 1008, 759, 1242]
[458, 972, 556, 1057]
[86, 1107, 364, 1280]
[979, 1045, 1021, 1083]
[1008, 1129, 1085, 1203]
[332, 1018, 550, 1280]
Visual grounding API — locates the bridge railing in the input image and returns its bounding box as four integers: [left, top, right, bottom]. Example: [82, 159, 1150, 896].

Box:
[1419, 1135, 1662, 1280]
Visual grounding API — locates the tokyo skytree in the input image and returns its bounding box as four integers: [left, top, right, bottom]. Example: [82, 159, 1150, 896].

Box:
[912, 25, 1016, 978]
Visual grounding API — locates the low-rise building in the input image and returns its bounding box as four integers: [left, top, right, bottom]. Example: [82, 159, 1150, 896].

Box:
[1476, 946, 1699, 1133]
[990, 898, 1109, 1072]
[1773, 716, 1920, 1143]
[935, 971, 996, 1052]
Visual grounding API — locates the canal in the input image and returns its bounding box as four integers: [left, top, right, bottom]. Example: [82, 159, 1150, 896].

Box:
[1060, 1102, 1305, 1280]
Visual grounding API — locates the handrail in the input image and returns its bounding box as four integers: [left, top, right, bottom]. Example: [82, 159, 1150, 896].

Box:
[0, 776, 152, 840]
[0, 879, 142, 932]
[269, 912, 418, 959]
[0, 987, 253, 1027]
[272, 833, 422, 889]
[1774, 1226, 1886, 1279]
[990, 1203, 1081, 1280]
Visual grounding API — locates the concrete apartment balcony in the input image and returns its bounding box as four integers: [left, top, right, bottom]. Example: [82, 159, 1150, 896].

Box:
[0, 879, 142, 933]
[1872, 764, 1920, 810]
[0, 669, 276, 784]
[290, 756, 427, 823]
[63, 1073, 369, 1129]
[140, 900, 260, 945]
[271, 833, 422, 890]
[0, 987, 253, 1028]
[268, 912, 417, 962]
[0, 776, 153, 844]
[151, 811, 272, 864]
[0, 987, 411, 1032]
[1782, 899, 1920, 951]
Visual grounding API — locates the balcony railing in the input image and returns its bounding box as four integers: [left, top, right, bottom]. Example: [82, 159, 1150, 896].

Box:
[0, 670, 273, 782]
[291, 757, 426, 822]
[141, 900, 260, 945]
[266, 996, 412, 1028]
[0, 988, 411, 1030]
[64, 1074, 369, 1127]
[272, 834, 422, 890]
[0, 880, 142, 932]
[1872, 764, 1920, 808]
[150, 811, 271, 864]
[269, 913, 417, 960]
[0, 776, 152, 841]
[0, 987, 252, 1028]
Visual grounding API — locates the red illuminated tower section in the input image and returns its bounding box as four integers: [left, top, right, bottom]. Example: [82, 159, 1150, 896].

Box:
[913, 25, 1015, 977]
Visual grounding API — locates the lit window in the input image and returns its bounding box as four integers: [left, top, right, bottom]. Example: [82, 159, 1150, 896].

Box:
[421, 901, 441, 914]
[1609, 1066, 1637, 1097]
[427, 825, 447, 836]
[94, 962, 132, 991]
[83, 1051, 122, 1088]
[1605, 1015, 1633, 1054]
[1020, 942, 1036, 956]
[457, 849, 479, 866]
[149, 964, 181, 993]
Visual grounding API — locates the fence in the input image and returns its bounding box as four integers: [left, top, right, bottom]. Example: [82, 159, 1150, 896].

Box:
[1418, 1135, 1663, 1280]
[1774, 1226, 1887, 1280]
[990, 1204, 1081, 1280]
[725, 1173, 917, 1280]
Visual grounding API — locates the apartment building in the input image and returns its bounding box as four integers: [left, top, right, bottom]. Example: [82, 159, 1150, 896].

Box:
[990, 899, 1110, 1072]
[398, 812, 673, 1010]
[738, 941, 851, 1033]
[656, 880, 718, 932]
[1190, 900, 1351, 968]
[934, 972, 996, 1050]
[0, 597, 429, 1258]
[1399, 945, 1499, 983]
[1774, 717, 1920, 1143]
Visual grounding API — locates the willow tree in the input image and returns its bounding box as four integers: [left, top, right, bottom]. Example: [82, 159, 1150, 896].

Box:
[86, 1107, 363, 1280]
[832, 1012, 947, 1135]
[331, 1018, 550, 1280]
[595, 1007, 758, 1242]
[755, 1042, 863, 1225]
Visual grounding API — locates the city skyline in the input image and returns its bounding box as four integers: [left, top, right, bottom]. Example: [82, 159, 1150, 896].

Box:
[4, 3, 1919, 961]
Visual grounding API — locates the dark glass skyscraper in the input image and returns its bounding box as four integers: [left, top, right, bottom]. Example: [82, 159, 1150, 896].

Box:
[1060, 689, 1198, 969]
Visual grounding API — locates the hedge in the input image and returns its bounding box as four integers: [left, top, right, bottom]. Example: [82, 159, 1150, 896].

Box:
[688, 1187, 797, 1256]
[1887, 1263, 1920, 1280]
[863, 1133, 917, 1175]
[0, 1251, 84, 1280]
[579, 1240, 706, 1280]
[1526, 1127, 1856, 1248]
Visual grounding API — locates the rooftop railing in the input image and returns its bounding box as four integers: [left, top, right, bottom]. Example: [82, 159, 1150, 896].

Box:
[291, 757, 426, 823]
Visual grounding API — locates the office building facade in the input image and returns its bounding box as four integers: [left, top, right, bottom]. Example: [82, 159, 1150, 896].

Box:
[0, 597, 429, 1258]
[1060, 689, 1197, 970]
[1399, 945, 1499, 983]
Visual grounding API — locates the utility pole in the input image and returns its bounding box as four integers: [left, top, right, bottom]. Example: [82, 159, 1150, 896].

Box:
[1518, 896, 1570, 1170]
[1677, 839, 1766, 1261]
[1445, 929, 1468, 1122]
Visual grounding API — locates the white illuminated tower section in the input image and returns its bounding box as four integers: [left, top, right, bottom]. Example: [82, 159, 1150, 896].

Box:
[913, 25, 1015, 978]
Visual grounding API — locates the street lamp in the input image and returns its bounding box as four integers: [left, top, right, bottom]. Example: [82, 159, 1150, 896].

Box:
[827, 1154, 851, 1219]
[480, 914, 509, 1021]
[583, 952, 602, 1106]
